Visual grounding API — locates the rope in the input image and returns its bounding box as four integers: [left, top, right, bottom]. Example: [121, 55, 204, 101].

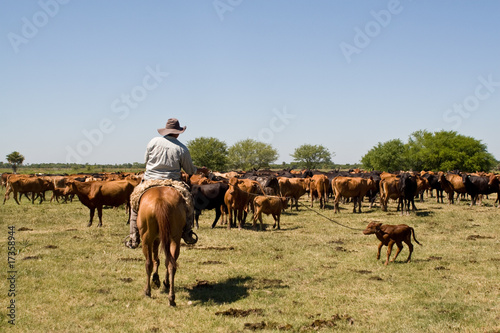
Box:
[232, 177, 364, 231]
[297, 201, 365, 231]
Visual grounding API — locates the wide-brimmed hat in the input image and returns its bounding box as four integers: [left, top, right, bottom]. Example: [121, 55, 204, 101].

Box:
[157, 118, 186, 136]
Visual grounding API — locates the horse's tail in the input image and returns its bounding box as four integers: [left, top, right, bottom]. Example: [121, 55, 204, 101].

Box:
[154, 197, 176, 270]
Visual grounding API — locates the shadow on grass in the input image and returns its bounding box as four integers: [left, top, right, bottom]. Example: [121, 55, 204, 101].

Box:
[415, 210, 434, 217]
[185, 276, 252, 304]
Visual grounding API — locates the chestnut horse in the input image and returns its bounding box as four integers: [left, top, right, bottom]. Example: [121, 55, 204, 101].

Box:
[137, 186, 186, 306]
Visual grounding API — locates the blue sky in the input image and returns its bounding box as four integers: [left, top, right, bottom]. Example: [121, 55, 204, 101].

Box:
[1, 0, 499, 165]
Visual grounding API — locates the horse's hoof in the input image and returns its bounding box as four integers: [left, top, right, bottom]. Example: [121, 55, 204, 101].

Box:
[152, 274, 161, 289]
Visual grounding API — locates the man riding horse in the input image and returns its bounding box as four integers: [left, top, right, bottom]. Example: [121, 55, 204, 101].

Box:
[125, 118, 205, 249]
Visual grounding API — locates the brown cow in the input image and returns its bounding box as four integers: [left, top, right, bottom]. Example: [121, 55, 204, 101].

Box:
[189, 174, 211, 185]
[363, 222, 421, 265]
[65, 179, 136, 227]
[3, 175, 54, 205]
[379, 175, 402, 212]
[1, 173, 11, 189]
[236, 178, 264, 195]
[224, 177, 258, 229]
[252, 196, 288, 230]
[310, 174, 329, 209]
[332, 176, 376, 213]
[442, 172, 467, 204]
[278, 177, 310, 211]
[489, 174, 500, 208]
[415, 175, 430, 202]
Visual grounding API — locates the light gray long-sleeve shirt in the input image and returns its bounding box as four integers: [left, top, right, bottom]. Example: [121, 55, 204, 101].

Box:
[143, 135, 196, 181]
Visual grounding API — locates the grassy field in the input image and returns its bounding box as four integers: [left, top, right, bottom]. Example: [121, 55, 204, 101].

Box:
[1, 186, 499, 332]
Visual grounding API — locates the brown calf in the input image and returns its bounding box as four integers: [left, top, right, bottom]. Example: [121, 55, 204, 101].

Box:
[252, 196, 288, 230]
[363, 222, 421, 265]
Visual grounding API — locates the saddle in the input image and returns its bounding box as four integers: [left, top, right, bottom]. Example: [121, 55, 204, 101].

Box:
[130, 179, 193, 213]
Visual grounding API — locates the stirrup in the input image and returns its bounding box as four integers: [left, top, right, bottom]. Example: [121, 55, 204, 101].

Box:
[182, 230, 198, 245]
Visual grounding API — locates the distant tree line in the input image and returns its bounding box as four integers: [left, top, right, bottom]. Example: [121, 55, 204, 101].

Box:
[4, 130, 499, 174]
[187, 138, 334, 172]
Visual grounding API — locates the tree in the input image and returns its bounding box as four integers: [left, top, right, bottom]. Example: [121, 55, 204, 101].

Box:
[6, 151, 25, 174]
[227, 139, 279, 171]
[187, 137, 228, 171]
[361, 130, 496, 172]
[361, 139, 408, 171]
[291, 144, 333, 170]
[406, 130, 495, 172]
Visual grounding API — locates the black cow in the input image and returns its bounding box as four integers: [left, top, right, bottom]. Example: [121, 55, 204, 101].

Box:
[240, 173, 280, 196]
[422, 173, 444, 203]
[399, 172, 417, 215]
[462, 174, 496, 207]
[191, 182, 229, 229]
[258, 176, 280, 195]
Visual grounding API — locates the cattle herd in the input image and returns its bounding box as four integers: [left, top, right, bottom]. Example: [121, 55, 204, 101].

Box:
[2, 168, 499, 265]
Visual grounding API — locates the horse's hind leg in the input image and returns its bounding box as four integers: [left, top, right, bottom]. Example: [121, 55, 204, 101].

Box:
[163, 241, 179, 306]
[142, 241, 153, 297]
[151, 238, 161, 289]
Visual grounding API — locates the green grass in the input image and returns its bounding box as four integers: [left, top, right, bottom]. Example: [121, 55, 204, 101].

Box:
[1, 188, 499, 332]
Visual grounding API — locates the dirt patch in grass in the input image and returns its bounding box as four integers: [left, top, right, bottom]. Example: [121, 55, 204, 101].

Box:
[119, 277, 133, 283]
[215, 308, 264, 317]
[243, 321, 293, 331]
[335, 246, 354, 252]
[201, 260, 223, 265]
[302, 314, 355, 330]
[369, 276, 384, 281]
[435, 266, 449, 271]
[45, 245, 58, 249]
[23, 255, 41, 260]
[189, 246, 235, 251]
[467, 234, 494, 241]
[18, 227, 33, 231]
[118, 257, 143, 262]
